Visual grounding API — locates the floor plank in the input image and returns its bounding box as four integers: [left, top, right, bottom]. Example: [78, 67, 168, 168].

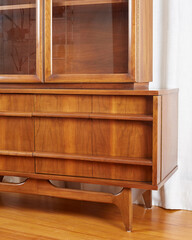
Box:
[0, 192, 191, 239]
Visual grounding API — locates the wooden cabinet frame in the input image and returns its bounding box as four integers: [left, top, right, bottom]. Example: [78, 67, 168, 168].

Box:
[44, 0, 153, 83]
[0, 0, 43, 83]
[0, 89, 178, 231]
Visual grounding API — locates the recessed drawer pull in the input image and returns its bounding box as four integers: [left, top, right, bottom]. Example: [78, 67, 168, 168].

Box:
[0, 112, 32, 117]
[33, 112, 153, 121]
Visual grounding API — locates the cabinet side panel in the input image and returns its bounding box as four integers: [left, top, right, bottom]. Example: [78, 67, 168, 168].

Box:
[161, 93, 178, 180]
[136, 0, 153, 82]
[152, 96, 162, 186]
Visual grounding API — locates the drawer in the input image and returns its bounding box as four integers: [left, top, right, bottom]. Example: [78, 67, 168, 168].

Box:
[36, 157, 151, 182]
[36, 158, 93, 177]
[0, 94, 34, 112]
[35, 95, 92, 113]
[93, 96, 153, 115]
[0, 156, 35, 173]
[93, 120, 152, 158]
[93, 163, 152, 182]
[0, 117, 34, 152]
[35, 118, 92, 155]
[35, 118, 152, 158]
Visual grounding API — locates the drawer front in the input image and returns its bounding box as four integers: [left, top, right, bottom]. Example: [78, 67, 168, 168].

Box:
[35, 95, 92, 113]
[0, 93, 160, 186]
[36, 158, 92, 177]
[0, 94, 35, 173]
[93, 163, 152, 182]
[35, 157, 151, 182]
[35, 118, 92, 155]
[0, 94, 34, 112]
[35, 118, 152, 158]
[93, 96, 153, 115]
[35, 95, 153, 115]
[0, 117, 34, 152]
[0, 156, 35, 173]
[93, 120, 152, 158]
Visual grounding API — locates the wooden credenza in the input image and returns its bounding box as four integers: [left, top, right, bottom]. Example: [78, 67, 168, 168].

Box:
[0, 88, 178, 231]
[0, 0, 177, 232]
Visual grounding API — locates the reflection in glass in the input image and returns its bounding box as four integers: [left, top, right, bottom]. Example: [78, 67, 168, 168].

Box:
[0, 0, 36, 74]
[52, 0, 128, 75]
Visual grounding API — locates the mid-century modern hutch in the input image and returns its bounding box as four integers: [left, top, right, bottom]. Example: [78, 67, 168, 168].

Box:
[0, 0, 178, 232]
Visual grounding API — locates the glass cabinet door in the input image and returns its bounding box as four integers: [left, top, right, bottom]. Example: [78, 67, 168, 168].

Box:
[45, 0, 131, 83]
[0, 0, 43, 82]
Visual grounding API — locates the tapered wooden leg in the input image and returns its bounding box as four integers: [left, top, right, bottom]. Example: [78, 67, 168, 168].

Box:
[142, 190, 152, 209]
[113, 188, 132, 232]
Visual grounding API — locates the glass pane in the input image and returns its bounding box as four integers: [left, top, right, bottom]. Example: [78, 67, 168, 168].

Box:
[0, 0, 36, 74]
[52, 0, 128, 74]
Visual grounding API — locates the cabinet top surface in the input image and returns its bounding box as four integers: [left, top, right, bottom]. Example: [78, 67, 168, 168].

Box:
[0, 88, 178, 96]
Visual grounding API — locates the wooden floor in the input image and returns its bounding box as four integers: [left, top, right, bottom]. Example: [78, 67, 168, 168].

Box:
[0, 192, 191, 240]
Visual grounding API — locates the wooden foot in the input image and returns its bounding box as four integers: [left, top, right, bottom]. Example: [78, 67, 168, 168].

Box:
[142, 190, 152, 209]
[113, 188, 132, 232]
[0, 179, 132, 231]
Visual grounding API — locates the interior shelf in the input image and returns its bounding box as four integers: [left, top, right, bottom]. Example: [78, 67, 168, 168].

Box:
[0, 0, 126, 11]
[0, 4, 35, 11]
[53, 0, 126, 7]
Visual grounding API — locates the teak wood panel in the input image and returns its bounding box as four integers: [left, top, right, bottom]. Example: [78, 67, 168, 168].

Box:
[35, 95, 92, 113]
[0, 0, 43, 83]
[0, 117, 34, 152]
[35, 94, 153, 115]
[93, 120, 152, 158]
[93, 96, 153, 114]
[152, 96, 162, 185]
[0, 156, 34, 173]
[36, 158, 93, 177]
[92, 163, 152, 181]
[0, 94, 34, 112]
[35, 117, 152, 158]
[35, 157, 152, 182]
[35, 118, 92, 155]
[135, 0, 153, 82]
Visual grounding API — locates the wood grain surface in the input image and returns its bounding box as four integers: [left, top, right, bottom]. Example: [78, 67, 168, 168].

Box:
[0, 192, 190, 239]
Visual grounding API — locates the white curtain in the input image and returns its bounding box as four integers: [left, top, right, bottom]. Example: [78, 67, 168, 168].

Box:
[150, 0, 192, 210]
